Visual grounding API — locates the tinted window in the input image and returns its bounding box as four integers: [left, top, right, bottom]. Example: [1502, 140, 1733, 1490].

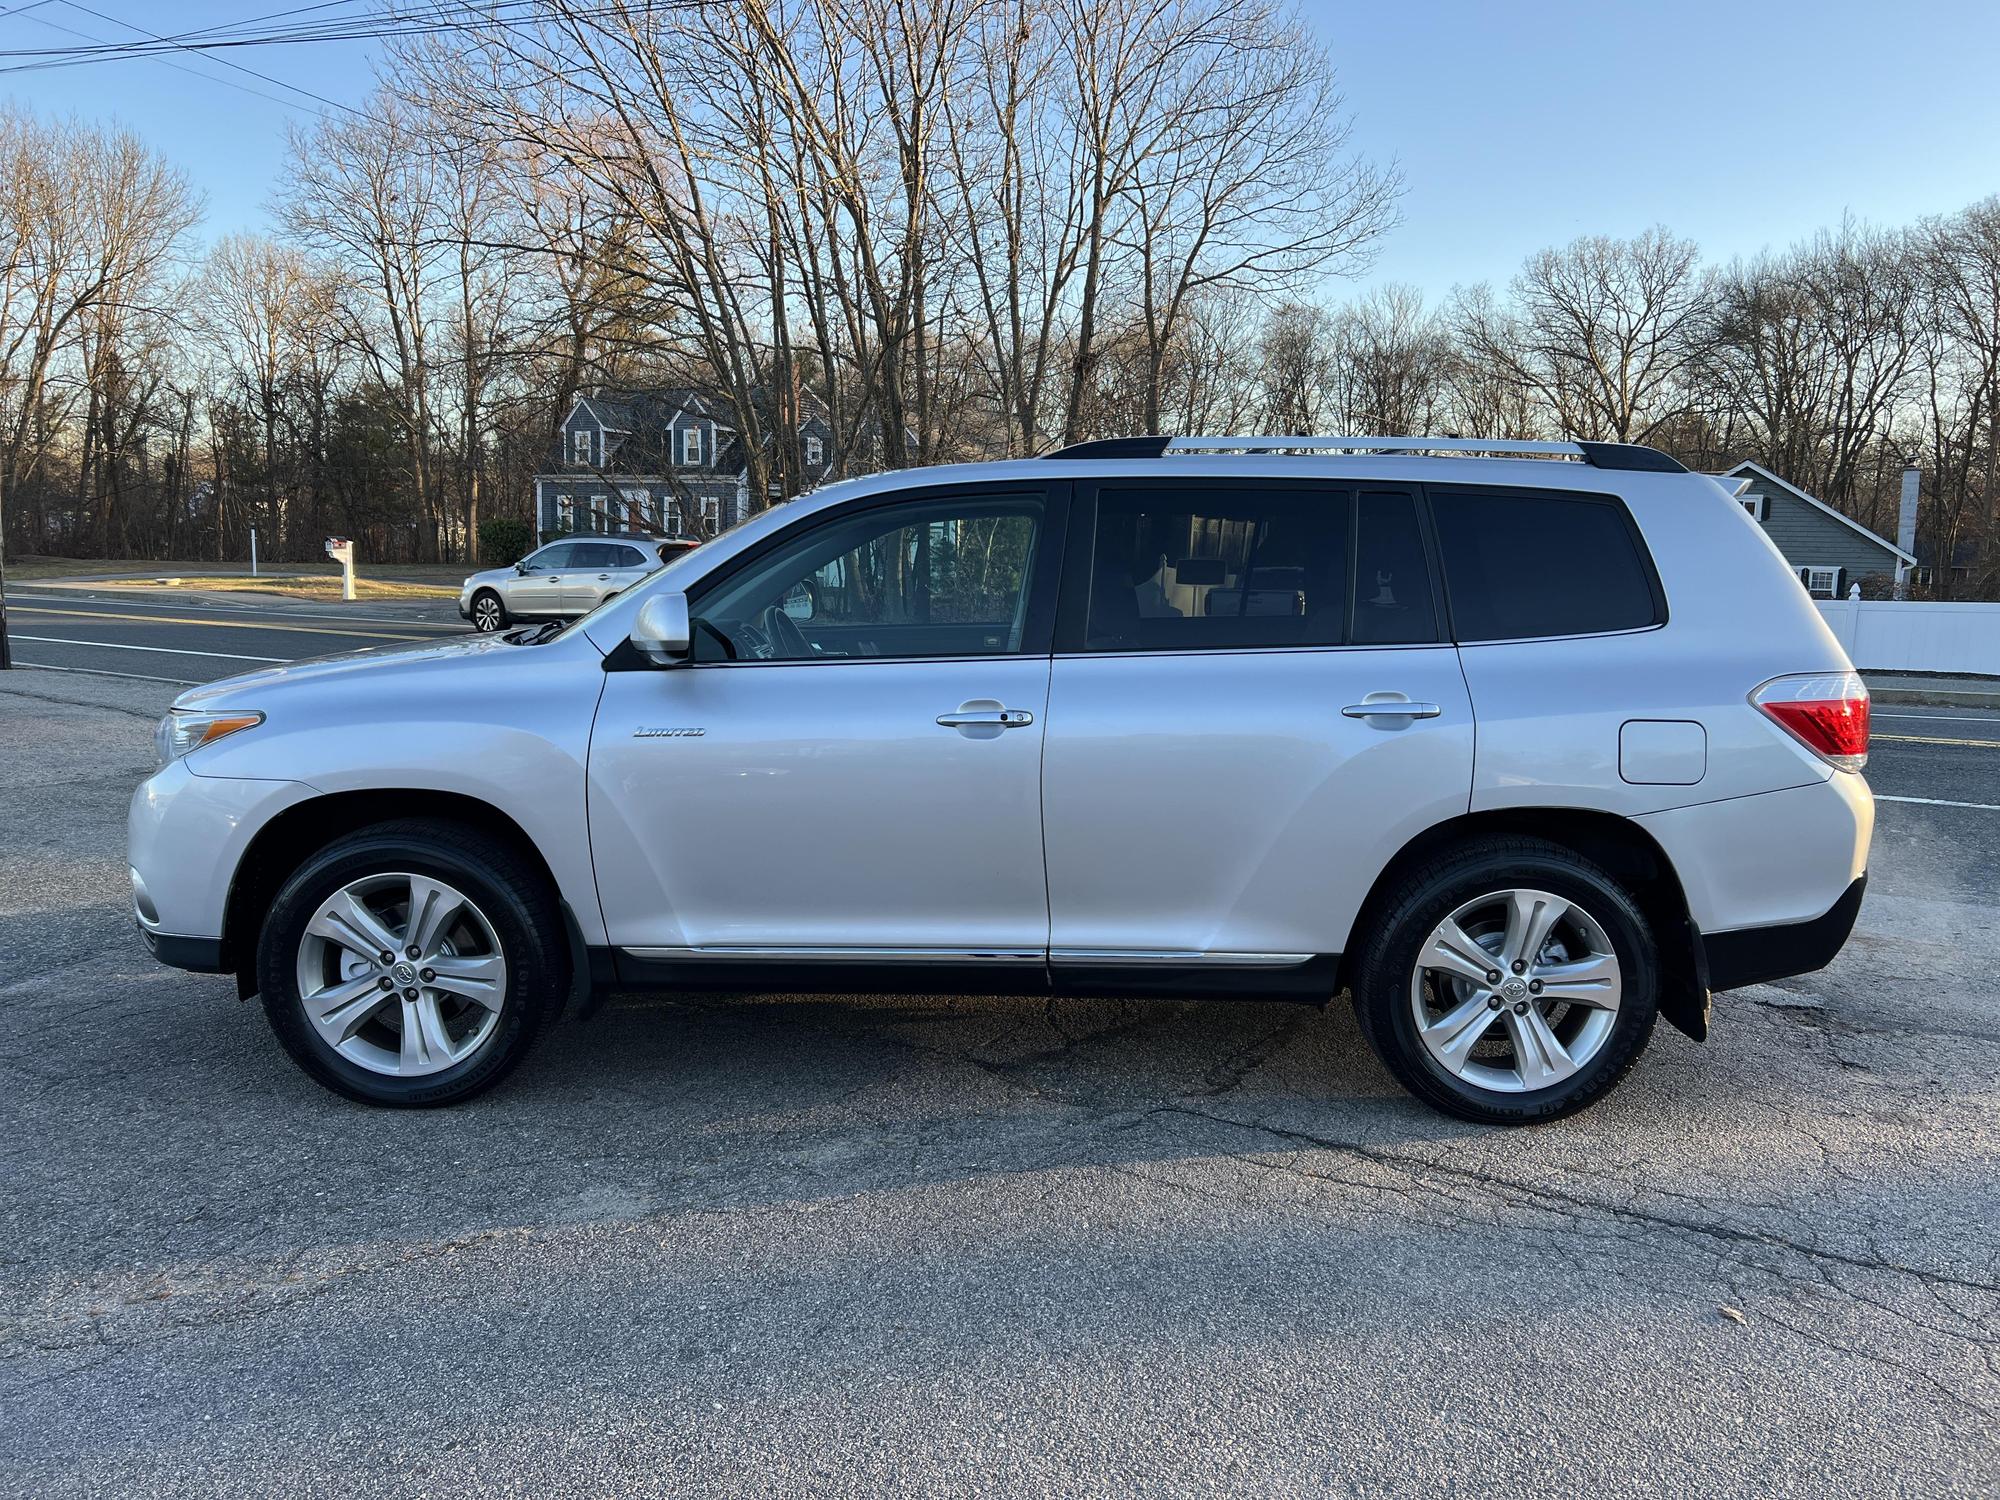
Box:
[1430, 488, 1660, 642]
[530, 543, 581, 569]
[1085, 486, 1348, 651]
[693, 496, 1044, 661]
[1351, 490, 1437, 645]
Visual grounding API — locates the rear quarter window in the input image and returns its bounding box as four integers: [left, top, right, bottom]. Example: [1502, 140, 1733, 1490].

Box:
[1430, 487, 1662, 642]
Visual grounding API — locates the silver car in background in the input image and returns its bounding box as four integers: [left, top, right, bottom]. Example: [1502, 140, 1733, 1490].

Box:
[459, 536, 669, 632]
[132, 436, 1874, 1123]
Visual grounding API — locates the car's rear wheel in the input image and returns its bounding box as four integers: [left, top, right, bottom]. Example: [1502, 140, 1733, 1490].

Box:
[470, 590, 507, 632]
[1351, 837, 1659, 1124]
[256, 819, 567, 1106]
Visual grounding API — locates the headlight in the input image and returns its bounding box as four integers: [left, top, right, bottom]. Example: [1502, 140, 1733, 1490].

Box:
[156, 709, 264, 766]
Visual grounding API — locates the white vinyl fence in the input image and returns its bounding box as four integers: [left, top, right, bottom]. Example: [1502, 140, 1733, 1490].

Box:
[1817, 599, 2000, 677]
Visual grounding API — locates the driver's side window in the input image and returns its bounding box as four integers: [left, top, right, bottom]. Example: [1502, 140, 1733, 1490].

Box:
[691, 494, 1045, 662]
[527, 543, 577, 571]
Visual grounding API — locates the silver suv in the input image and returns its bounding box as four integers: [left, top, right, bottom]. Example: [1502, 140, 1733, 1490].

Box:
[459, 536, 664, 632]
[132, 437, 1874, 1123]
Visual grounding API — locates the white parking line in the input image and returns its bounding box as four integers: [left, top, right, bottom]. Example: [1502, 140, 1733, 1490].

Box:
[12, 635, 287, 663]
[1875, 711, 2000, 722]
[9, 591, 463, 629]
[16, 661, 202, 686]
[1876, 795, 2000, 811]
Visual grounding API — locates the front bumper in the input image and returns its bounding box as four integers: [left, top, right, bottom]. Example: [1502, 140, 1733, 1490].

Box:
[138, 926, 229, 973]
[129, 761, 316, 970]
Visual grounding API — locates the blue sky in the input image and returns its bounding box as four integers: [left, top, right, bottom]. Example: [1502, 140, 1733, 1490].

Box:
[4, 0, 1998, 297]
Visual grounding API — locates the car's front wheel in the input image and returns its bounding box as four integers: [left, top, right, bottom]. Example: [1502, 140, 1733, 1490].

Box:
[256, 819, 567, 1106]
[1350, 836, 1660, 1125]
[469, 589, 507, 632]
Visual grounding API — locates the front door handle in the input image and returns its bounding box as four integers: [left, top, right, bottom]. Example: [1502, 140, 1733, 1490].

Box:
[937, 708, 1035, 728]
[1341, 700, 1440, 719]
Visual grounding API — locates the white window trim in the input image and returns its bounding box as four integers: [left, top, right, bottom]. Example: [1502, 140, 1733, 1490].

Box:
[556, 495, 575, 532]
[699, 495, 721, 529]
[805, 435, 824, 466]
[1802, 565, 1841, 598]
[588, 493, 609, 534]
[573, 431, 591, 465]
[682, 426, 703, 466]
[1740, 495, 1768, 522]
[665, 498, 684, 535]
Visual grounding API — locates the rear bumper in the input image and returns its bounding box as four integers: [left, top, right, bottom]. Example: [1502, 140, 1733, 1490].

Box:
[1637, 772, 1873, 933]
[1702, 875, 1866, 992]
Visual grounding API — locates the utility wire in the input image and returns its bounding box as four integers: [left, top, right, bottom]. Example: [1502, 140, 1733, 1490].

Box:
[55, 0, 368, 117]
[10, 6, 340, 115]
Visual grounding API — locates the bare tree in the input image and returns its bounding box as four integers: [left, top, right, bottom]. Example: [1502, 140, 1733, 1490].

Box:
[0, 109, 198, 660]
[1455, 227, 1713, 443]
[1118, 0, 1398, 435]
[281, 92, 449, 558]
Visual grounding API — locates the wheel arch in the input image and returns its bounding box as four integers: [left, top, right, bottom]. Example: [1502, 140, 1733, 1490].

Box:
[222, 789, 573, 1001]
[1339, 806, 1710, 1041]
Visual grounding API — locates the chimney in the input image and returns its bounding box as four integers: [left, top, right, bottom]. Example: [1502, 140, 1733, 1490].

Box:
[1894, 460, 1920, 598]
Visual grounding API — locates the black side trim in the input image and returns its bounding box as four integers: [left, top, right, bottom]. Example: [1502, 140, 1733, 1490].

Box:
[1575, 441, 1687, 473]
[1050, 953, 1339, 1002]
[1042, 436, 1173, 460]
[611, 953, 1052, 999]
[1702, 875, 1866, 993]
[600, 952, 1340, 1004]
[141, 926, 229, 974]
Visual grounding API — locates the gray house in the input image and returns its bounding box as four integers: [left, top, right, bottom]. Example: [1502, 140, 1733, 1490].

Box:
[1723, 460, 1915, 598]
[534, 387, 835, 543]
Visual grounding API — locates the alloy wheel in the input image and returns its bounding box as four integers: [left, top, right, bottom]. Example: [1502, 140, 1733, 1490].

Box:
[472, 596, 503, 632]
[294, 872, 508, 1078]
[1408, 887, 1622, 1093]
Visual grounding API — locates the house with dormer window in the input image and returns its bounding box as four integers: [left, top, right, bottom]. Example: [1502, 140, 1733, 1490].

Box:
[534, 387, 836, 542]
[1721, 460, 1916, 598]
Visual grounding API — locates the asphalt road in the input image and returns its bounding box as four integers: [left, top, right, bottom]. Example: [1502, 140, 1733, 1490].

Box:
[2, 664, 1998, 1495]
[2, 585, 468, 685]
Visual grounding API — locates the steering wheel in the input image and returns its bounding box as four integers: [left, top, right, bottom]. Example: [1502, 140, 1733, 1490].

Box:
[759, 603, 813, 660]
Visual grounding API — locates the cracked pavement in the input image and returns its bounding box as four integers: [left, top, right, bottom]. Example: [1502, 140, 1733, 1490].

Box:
[3, 673, 1998, 1497]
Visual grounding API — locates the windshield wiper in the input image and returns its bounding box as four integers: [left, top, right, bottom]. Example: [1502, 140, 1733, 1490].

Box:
[503, 620, 565, 645]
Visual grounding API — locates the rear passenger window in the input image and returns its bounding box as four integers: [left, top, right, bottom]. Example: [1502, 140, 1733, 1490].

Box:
[1430, 488, 1661, 642]
[1351, 490, 1437, 645]
[1085, 487, 1348, 651]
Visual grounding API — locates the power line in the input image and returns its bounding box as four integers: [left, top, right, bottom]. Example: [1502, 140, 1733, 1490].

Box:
[0, 1, 675, 69]
[9, 5, 340, 116]
[55, 0, 368, 117]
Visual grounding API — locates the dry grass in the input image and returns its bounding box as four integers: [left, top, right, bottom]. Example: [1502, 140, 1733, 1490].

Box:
[6, 555, 461, 599]
[94, 575, 458, 601]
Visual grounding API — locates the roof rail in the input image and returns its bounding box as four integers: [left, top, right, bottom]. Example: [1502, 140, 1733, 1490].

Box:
[1042, 434, 1686, 473]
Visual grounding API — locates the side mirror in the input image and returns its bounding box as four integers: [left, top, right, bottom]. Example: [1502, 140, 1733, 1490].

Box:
[514, 559, 531, 574]
[630, 592, 692, 666]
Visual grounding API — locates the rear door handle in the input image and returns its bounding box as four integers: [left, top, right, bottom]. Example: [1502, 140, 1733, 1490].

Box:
[937, 708, 1035, 728]
[1341, 700, 1440, 719]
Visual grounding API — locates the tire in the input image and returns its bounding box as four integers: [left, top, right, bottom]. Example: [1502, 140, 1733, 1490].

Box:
[470, 590, 508, 632]
[1350, 836, 1660, 1125]
[256, 818, 568, 1107]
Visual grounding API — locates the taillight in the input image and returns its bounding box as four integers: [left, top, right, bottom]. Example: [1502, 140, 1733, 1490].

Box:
[1751, 672, 1869, 772]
